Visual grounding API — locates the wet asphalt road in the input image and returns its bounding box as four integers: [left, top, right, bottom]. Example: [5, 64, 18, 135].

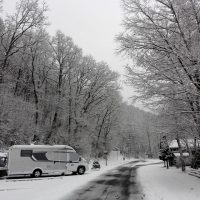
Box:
[65, 161, 145, 200]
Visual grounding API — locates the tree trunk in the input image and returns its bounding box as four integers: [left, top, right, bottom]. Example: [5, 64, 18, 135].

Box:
[46, 64, 63, 143]
[194, 137, 197, 153]
[14, 69, 22, 96]
[0, 67, 3, 84]
[184, 139, 192, 156]
[95, 109, 109, 157]
[31, 55, 40, 144]
[45, 112, 58, 144]
[176, 137, 185, 172]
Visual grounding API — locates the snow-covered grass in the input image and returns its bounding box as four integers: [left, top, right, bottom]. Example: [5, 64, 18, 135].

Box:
[138, 163, 200, 200]
[0, 153, 134, 200]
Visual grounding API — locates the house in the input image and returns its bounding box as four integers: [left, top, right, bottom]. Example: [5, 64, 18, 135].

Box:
[169, 139, 200, 153]
[168, 139, 200, 166]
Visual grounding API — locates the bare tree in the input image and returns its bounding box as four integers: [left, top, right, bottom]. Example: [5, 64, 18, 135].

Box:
[117, 0, 200, 138]
[0, 0, 48, 84]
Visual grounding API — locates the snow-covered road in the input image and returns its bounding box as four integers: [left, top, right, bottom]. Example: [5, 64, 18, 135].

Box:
[0, 159, 139, 200]
[63, 160, 143, 200]
[3, 159, 199, 200]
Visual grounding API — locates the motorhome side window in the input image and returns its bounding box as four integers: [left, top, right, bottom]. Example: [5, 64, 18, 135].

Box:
[32, 152, 48, 161]
[21, 150, 32, 157]
[69, 152, 79, 162]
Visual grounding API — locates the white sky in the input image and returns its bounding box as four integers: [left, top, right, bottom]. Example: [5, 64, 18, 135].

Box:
[1, 0, 136, 103]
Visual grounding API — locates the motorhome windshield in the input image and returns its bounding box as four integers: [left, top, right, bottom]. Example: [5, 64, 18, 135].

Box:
[0, 156, 7, 167]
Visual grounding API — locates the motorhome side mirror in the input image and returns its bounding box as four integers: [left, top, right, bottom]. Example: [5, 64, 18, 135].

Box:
[79, 157, 82, 161]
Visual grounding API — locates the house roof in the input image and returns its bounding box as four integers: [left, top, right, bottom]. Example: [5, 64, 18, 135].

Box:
[169, 139, 200, 148]
[0, 152, 7, 157]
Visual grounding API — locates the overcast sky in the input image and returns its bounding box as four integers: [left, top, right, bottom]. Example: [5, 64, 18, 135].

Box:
[1, 0, 136, 103]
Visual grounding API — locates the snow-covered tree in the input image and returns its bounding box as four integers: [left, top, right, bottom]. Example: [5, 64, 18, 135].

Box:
[117, 0, 200, 139]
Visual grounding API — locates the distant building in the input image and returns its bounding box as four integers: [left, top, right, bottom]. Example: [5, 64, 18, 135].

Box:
[169, 139, 200, 154]
[169, 139, 200, 166]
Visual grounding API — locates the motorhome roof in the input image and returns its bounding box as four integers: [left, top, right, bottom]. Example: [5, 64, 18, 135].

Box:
[10, 145, 75, 151]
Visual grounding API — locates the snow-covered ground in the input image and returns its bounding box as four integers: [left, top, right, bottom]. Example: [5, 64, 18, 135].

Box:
[2, 156, 200, 200]
[0, 153, 134, 200]
[138, 163, 200, 200]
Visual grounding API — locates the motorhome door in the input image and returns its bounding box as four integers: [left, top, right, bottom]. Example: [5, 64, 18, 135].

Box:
[52, 151, 68, 173]
[67, 152, 80, 172]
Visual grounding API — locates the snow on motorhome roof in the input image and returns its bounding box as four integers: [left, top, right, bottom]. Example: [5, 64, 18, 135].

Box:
[10, 145, 75, 150]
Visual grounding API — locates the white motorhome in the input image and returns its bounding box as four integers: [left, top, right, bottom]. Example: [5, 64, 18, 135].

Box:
[7, 145, 88, 177]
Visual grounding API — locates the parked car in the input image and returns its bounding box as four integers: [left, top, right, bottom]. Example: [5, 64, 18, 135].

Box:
[92, 161, 101, 170]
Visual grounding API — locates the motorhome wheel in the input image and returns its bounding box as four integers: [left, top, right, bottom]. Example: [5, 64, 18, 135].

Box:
[32, 169, 42, 178]
[77, 166, 85, 175]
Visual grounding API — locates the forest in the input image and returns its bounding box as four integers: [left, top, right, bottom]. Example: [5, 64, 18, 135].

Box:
[117, 0, 200, 168]
[0, 0, 157, 159]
